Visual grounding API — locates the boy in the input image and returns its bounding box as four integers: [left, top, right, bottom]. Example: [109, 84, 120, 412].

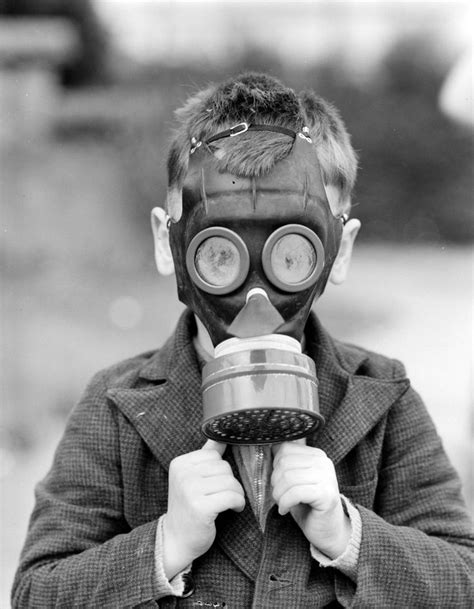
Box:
[12, 73, 473, 608]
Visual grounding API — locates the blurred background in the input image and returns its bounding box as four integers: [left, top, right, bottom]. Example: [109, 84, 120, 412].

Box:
[0, 0, 472, 603]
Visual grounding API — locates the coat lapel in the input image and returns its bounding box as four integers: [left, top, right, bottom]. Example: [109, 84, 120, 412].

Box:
[314, 375, 410, 463]
[305, 314, 410, 462]
[107, 313, 205, 469]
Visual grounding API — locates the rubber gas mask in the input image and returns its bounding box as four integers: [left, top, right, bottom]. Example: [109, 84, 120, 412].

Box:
[169, 124, 345, 445]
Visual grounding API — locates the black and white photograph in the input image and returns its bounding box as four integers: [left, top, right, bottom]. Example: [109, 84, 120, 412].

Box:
[1, 1, 473, 607]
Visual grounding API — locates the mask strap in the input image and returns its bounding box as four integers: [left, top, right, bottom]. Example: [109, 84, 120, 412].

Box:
[190, 122, 307, 153]
[205, 122, 297, 145]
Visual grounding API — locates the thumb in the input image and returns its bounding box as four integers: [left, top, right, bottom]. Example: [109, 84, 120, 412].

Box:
[292, 437, 307, 446]
[271, 436, 306, 457]
[202, 438, 227, 456]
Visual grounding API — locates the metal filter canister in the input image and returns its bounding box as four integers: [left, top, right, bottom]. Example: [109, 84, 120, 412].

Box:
[201, 335, 324, 445]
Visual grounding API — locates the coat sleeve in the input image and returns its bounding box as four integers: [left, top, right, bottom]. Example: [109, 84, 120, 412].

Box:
[334, 368, 474, 609]
[11, 372, 169, 608]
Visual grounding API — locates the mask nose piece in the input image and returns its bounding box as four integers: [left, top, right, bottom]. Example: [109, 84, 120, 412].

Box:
[227, 288, 285, 338]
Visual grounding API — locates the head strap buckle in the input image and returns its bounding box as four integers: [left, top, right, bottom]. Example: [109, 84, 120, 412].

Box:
[229, 122, 249, 136]
[190, 136, 202, 154]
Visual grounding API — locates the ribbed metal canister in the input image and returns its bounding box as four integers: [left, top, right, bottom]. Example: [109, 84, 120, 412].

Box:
[201, 335, 324, 444]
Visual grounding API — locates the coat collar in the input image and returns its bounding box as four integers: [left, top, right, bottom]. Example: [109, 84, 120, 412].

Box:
[303, 313, 410, 463]
[107, 312, 205, 472]
[107, 308, 410, 470]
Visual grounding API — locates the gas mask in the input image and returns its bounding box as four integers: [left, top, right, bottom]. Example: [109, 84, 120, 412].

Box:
[169, 124, 345, 445]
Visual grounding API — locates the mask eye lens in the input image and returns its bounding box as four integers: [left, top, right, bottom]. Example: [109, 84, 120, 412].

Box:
[262, 224, 325, 292]
[195, 237, 240, 287]
[186, 227, 250, 295]
[270, 234, 316, 285]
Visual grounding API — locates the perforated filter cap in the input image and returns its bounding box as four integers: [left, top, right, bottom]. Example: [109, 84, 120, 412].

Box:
[202, 406, 323, 445]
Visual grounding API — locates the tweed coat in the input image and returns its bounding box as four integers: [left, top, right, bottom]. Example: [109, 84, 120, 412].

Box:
[12, 310, 474, 608]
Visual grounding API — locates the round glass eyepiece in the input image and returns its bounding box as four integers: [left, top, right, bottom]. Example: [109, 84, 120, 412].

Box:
[195, 236, 240, 287]
[270, 234, 316, 284]
[262, 224, 325, 292]
[186, 227, 250, 295]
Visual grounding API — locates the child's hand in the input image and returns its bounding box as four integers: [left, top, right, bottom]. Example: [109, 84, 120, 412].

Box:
[271, 441, 351, 559]
[162, 440, 245, 579]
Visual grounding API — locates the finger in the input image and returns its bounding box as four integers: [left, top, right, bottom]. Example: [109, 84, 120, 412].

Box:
[274, 438, 307, 450]
[273, 444, 326, 468]
[200, 459, 233, 478]
[202, 439, 227, 456]
[201, 475, 245, 497]
[171, 447, 222, 472]
[271, 468, 319, 499]
[272, 442, 309, 464]
[272, 458, 331, 490]
[271, 438, 305, 458]
[291, 437, 307, 446]
[276, 484, 321, 515]
[174, 461, 233, 492]
[203, 490, 246, 515]
[271, 442, 282, 458]
[272, 454, 316, 477]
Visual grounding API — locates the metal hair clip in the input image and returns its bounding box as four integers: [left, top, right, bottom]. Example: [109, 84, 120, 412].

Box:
[229, 122, 249, 136]
[190, 137, 202, 154]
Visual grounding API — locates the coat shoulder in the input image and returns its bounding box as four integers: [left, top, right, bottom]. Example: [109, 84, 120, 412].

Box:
[86, 349, 160, 394]
[333, 338, 408, 381]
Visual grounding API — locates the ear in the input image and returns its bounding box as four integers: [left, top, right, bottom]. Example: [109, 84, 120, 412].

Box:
[151, 207, 175, 276]
[329, 218, 361, 285]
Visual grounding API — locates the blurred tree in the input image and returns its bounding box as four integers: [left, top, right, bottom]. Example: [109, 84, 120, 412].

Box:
[318, 35, 473, 243]
[0, 0, 110, 87]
